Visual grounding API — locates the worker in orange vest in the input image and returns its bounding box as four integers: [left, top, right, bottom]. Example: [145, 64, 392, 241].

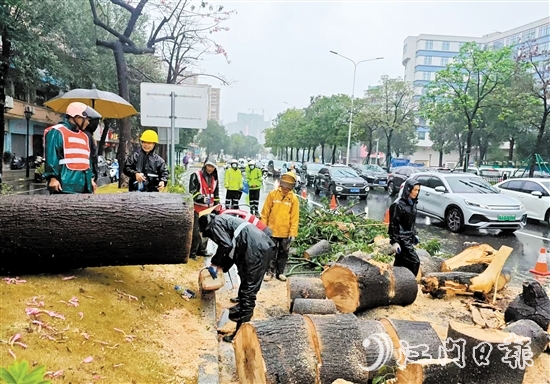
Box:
[43, 102, 102, 194]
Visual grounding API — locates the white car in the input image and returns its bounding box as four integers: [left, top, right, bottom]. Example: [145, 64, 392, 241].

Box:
[399, 172, 527, 234]
[494, 178, 550, 223]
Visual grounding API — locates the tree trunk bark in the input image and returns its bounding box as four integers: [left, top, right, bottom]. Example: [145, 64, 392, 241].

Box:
[321, 256, 417, 313]
[305, 314, 370, 384]
[385, 129, 393, 172]
[292, 298, 337, 315]
[0, 194, 193, 274]
[287, 276, 326, 311]
[504, 281, 550, 332]
[301, 148, 305, 163]
[113, 42, 132, 188]
[356, 320, 397, 376]
[233, 314, 318, 384]
[97, 119, 111, 156]
[417, 248, 450, 276]
[307, 147, 311, 162]
[508, 137, 515, 162]
[0, 27, 11, 184]
[502, 319, 550, 358]
[439, 150, 444, 167]
[320, 144, 325, 164]
[447, 321, 529, 384]
[331, 145, 337, 164]
[303, 240, 332, 260]
[463, 122, 474, 172]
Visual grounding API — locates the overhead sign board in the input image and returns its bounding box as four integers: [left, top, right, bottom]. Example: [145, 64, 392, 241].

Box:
[157, 127, 179, 145]
[140, 82, 209, 129]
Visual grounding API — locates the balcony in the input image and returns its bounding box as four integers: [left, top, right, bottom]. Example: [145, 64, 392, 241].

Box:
[5, 98, 61, 125]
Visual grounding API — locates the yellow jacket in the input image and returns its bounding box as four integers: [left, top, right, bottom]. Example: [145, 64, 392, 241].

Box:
[224, 167, 243, 191]
[261, 188, 299, 238]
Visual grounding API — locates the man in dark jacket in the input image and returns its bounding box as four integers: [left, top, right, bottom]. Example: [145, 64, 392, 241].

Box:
[388, 178, 421, 277]
[189, 159, 220, 259]
[199, 213, 275, 342]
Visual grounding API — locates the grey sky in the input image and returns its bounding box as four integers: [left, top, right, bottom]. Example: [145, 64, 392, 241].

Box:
[193, 1, 549, 124]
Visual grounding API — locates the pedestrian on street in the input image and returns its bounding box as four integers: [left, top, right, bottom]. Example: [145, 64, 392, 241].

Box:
[245, 160, 263, 216]
[189, 159, 220, 259]
[183, 153, 189, 171]
[388, 178, 421, 277]
[123, 130, 169, 192]
[43, 102, 102, 194]
[198, 212, 276, 342]
[224, 159, 243, 209]
[261, 171, 299, 282]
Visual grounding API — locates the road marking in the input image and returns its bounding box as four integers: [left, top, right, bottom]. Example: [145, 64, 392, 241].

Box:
[515, 231, 550, 241]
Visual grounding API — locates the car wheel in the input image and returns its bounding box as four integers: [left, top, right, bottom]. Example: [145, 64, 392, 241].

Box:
[388, 181, 395, 196]
[445, 207, 464, 233]
[545, 209, 550, 224]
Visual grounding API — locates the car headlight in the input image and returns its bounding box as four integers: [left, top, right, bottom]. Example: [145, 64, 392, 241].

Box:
[335, 186, 343, 191]
[464, 200, 489, 210]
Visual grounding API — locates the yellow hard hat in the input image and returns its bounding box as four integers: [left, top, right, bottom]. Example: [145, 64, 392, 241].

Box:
[280, 172, 296, 189]
[140, 130, 159, 143]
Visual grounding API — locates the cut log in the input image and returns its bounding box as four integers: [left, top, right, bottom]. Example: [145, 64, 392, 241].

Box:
[356, 320, 397, 375]
[505, 281, 550, 332]
[395, 358, 460, 384]
[304, 239, 332, 259]
[447, 321, 530, 384]
[444, 243, 496, 270]
[321, 256, 417, 313]
[304, 314, 370, 384]
[287, 276, 326, 312]
[417, 249, 450, 276]
[233, 314, 318, 384]
[469, 245, 513, 293]
[0, 193, 193, 274]
[292, 298, 338, 315]
[502, 319, 550, 358]
[380, 318, 446, 365]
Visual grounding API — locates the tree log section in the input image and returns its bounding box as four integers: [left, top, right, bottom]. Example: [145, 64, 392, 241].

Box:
[379, 318, 445, 365]
[233, 314, 318, 384]
[287, 276, 326, 312]
[0, 194, 193, 274]
[395, 358, 460, 384]
[321, 256, 417, 313]
[502, 319, 550, 358]
[356, 320, 397, 378]
[305, 314, 370, 384]
[446, 321, 529, 384]
[292, 299, 338, 315]
[505, 281, 550, 332]
[304, 239, 332, 260]
[444, 243, 496, 270]
[468, 245, 513, 293]
[417, 249, 450, 276]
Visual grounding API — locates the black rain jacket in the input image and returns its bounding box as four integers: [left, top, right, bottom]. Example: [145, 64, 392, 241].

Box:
[123, 147, 169, 192]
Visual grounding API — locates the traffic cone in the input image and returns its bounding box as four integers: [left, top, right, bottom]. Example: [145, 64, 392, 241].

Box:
[301, 188, 307, 200]
[529, 248, 550, 276]
[329, 195, 338, 210]
[383, 209, 390, 225]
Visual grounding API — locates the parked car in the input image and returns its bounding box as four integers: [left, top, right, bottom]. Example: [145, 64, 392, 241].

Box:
[267, 160, 287, 177]
[304, 163, 325, 186]
[494, 178, 550, 223]
[314, 165, 369, 200]
[478, 168, 503, 184]
[355, 164, 389, 190]
[387, 166, 429, 196]
[401, 172, 527, 234]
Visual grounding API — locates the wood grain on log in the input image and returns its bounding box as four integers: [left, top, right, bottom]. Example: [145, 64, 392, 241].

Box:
[233, 314, 318, 384]
[356, 320, 396, 378]
[305, 314, 370, 384]
[505, 281, 550, 332]
[395, 358, 460, 384]
[292, 298, 338, 315]
[0, 194, 193, 274]
[444, 244, 496, 270]
[287, 276, 326, 312]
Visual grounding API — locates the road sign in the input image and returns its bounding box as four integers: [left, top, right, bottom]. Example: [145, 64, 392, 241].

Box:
[140, 83, 209, 129]
[158, 127, 179, 145]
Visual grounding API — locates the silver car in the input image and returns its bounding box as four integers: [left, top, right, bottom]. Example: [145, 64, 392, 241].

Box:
[400, 172, 527, 234]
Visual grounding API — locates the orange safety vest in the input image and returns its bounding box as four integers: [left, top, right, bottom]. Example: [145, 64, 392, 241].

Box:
[53, 126, 90, 171]
[43, 124, 64, 161]
[194, 170, 218, 213]
[221, 209, 267, 231]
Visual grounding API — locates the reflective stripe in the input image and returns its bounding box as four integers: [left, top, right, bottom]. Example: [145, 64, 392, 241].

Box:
[67, 137, 88, 145]
[228, 222, 250, 259]
[194, 170, 217, 213]
[147, 173, 158, 178]
[59, 158, 90, 165]
[55, 126, 90, 171]
[221, 209, 266, 231]
[65, 148, 90, 156]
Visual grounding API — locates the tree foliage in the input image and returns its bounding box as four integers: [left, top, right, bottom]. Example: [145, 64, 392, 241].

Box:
[196, 119, 228, 155]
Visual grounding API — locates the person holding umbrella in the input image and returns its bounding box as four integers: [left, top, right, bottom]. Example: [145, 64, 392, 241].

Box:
[43, 102, 102, 194]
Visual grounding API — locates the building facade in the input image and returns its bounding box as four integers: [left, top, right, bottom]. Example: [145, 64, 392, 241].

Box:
[225, 112, 270, 144]
[402, 17, 550, 166]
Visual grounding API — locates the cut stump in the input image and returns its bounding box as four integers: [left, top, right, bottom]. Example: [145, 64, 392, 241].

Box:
[292, 298, 338, 315]
[502, 319, 550, 358]
[287, 276, 326, 312]
[505, 280, 550, 332]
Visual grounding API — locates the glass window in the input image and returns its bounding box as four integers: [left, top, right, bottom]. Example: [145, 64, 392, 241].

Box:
[458, 42, 465, 50]
[416, 176, 431, 187]
[506, 34, 520, 46]
[422, 72, 431, 81]
[539, 42, 549, 53]
[503, 180, 524, 191]
[424, 56, 432, 65]
[442, 41, 450, 51]
[523, 29, 536, 41]
[539, 24, 550, 37]
[428, 177, 445, 189]
[417, 131, 426, 140]
[441, 58, 449, 66]
[331, 168, 359, 178]
[445, 177, 498, 194]
[522, 181, 546, 195]
[404, 169, 413, 177]
[493, 40, 504, 49]
[425, 40, 433, 50]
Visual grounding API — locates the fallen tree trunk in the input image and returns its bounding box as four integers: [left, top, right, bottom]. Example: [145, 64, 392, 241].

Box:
[505, 281, 550, 332]
[292, 298, 338, 315]
[395, 358, 460, 384]
[417, 249, 450, 276]
[502, 319, 550, 358]
[447, 321, 530, 384]
[287, 276, 326, 312]
[233, 314, 318, 384]
[444, 243, 496, 270]
[304, 239, 332, 259]
[0, 194, 193, 274]
[305, 314, 370, 384]
[356, 320, 396, 375]
[321, 256, 417, 313]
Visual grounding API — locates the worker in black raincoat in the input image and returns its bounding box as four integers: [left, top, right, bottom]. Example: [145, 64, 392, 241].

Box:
[388, 178, 421, 277]
[199, 213, 275, 342]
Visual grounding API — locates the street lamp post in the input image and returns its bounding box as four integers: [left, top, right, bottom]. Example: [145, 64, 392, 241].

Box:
[24, 106, 34, 178]
[329, 51, 383, 165]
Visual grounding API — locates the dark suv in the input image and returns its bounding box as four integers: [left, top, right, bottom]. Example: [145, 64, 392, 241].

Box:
[314, 165, 369, 199]
[387, 166, 429, 196]
[355, 164, 389, 190]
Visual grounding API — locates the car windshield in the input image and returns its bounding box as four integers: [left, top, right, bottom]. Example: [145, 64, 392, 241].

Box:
[272, 160, 286, 168]
[480, 170, 500, 177]
[446, 177, 498, 194]
[307, 163, 324, 172]
[364, 164, 385, 173]
[332, 168, 359, 178]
